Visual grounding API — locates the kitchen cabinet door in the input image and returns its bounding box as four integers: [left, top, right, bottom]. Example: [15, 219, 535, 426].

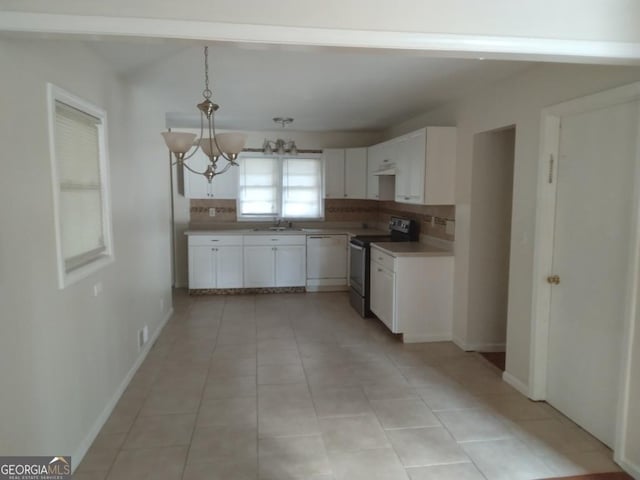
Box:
[275, 245, 306, 287]
[188, 245, 216, 288]
[216, 246, 243, 288]
[395, 130, 426, 204]
[370, 263, 395, 332]
[243, 246, 275, 287]
[323, 149, 346, 198]
[344, 148, 367, 199]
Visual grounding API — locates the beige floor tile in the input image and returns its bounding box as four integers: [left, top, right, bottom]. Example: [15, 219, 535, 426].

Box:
[139, 388, 202, 416]
[74, 447, 119, 473]
[100, 410, 137, 435]
[319, 414, 389, 452]
[72, 471, 108, 480]
[461, 438, 553, 480]
[88, 432, 127, 450]
[435, 408, 513, 442]
[122, 414, 196, 449]
[258, 347, 302, 366]
[512, 418, 607, 456]
[259, 435, 331, 480]
[415, 383, 484, 411]
[312, 387, 372, 418]
[197, 397, 257, 428]
[386, 426, 470, 467]
[399, 366, 457, 387]
[478, 394, 555, 421]
[540, 448, 621, 476]
[209, 357, 257, 377]
[361, 382, 419, 401]
[406, 463, 485, 480]
[182, 460, 257, 480]
[258, 363, 307, 385]
[187, 425, 257, 464]
[258, 410, 320, 438]
[305, 365, 360, 388]
[202, 375, 257, 399]
[329, 448, 409, 480]
[370, 398, 441, 429]
[107, 446, 187, 480]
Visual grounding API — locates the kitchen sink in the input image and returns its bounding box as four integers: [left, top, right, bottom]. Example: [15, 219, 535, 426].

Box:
[252, 226, 303, 232]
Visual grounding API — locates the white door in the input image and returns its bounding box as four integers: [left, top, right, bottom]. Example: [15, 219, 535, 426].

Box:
[243, 246, 275, 287]
[216, 246, 243, 288]
[546, 101, 639, 447]
[189, 246, 216, 288]
[275, 245, 306, 287]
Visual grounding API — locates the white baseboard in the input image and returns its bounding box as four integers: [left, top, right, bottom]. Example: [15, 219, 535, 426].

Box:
[452, 335, 472, 351]
[451, 335, 505, 352]
[403, 332, 452, 343]
[71, 307, 173, 472]
[617, 456, 640, 479]
[502, 371, 530, 397]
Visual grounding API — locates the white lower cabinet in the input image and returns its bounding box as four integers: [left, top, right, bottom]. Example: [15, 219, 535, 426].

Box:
[370, 246, 454, 343]
[243, 235, 307, 288]
[188, 236, 243, 289]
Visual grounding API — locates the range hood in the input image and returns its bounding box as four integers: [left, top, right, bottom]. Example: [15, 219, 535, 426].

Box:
[373, 164, 396, 176]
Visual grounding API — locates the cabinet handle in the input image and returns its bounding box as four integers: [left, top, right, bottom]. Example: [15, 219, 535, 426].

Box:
[271, 239, 279, 241]
[377, 268, 383, 272]
[210, 239, 219, 242]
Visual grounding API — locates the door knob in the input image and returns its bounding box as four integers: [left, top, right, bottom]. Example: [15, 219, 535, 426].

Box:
[547, 275, 560, 285]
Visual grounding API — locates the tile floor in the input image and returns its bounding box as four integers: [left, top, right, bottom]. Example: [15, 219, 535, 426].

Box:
[73, 291, 624, 480]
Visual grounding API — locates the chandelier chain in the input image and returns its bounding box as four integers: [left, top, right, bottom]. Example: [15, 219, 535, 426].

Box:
[203, 46, 212, 100]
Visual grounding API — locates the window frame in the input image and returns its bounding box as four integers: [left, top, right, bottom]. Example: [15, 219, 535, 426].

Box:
[47, 83, 114, 289]
[236, 152, 324, 221]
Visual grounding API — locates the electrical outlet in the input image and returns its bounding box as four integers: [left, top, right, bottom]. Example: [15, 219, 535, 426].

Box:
[93, 282, 102, 297]
[138, 325, 149, 349]
[209, 208, 216, 217]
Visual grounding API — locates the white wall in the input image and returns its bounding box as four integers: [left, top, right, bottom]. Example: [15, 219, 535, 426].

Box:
[466, 127, 515, 351]
[2, 0, 639, 43]
[0, 38, 173, 463]
[387, 62, 640, 387]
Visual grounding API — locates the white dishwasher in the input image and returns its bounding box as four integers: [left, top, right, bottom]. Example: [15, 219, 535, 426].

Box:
[306, 234, 348, 291]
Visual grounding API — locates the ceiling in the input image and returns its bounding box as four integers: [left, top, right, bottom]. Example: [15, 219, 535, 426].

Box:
[84, 39, 535, 132]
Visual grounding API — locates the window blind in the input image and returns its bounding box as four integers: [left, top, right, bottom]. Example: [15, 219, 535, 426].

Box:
[54, 101, 105, 271]
[238, 157, 280, 216]
[282, 157, 323, 218]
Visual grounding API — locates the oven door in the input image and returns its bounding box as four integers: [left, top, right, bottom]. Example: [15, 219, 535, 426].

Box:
[349, 242, 366, 296]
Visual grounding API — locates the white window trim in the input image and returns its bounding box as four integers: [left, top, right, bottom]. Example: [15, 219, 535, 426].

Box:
[236, 152, 324, 222]
[47, 83, 115, 289]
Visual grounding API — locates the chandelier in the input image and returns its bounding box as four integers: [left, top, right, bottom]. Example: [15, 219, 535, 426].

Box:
[263, 117, 298, 155]
[161, 46, 247, 183]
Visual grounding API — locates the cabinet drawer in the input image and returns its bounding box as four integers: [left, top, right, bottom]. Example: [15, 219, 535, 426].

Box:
[188, 235, 243, 246]
[371, 247, 395, 272]
[244, 235, 306, 246]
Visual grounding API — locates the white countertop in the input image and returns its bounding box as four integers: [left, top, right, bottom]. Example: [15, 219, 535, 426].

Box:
[184, 228, 389, 237]
[371, 242, 453, 257]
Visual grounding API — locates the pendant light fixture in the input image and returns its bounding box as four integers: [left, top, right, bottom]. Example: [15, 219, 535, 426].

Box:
[263, 117, 298, 155]
[161, 46, 247, 183]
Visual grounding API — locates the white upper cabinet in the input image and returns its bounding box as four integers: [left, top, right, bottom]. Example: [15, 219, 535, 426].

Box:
[183, 150, 239, 199]
[393, 127, 456, 205]
[344, 148, 367, 198]
[323, 148, 367, 199]
[323, 149, 345, 198]
[395, 129, 427, 203]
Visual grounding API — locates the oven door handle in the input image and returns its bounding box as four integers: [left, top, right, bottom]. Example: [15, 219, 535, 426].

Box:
[350, 244, 364, 251]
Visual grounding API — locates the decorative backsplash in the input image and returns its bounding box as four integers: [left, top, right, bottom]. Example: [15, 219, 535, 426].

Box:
[189, 198, 455, 241]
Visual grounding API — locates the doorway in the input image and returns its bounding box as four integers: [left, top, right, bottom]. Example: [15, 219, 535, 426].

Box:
[530, 84, 640, 458]
[468, 126, 516, 369]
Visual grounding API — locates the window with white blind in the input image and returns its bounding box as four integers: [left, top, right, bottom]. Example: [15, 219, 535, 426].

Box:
[238, 155, 323, 219]
[48, 84, 113, 288]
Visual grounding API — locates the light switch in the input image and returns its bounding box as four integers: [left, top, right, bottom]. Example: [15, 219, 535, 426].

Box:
[209, 208, 216, 217]
[445, 220, 455, 235]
